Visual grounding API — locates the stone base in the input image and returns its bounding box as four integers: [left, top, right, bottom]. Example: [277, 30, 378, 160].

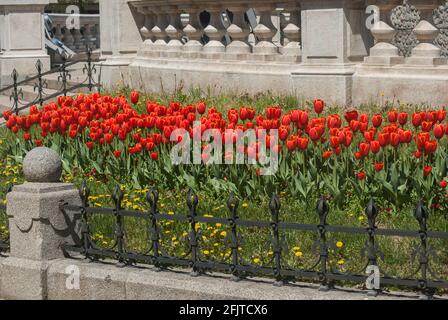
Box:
[291, 64, 356, 105]
[127, 56, 300, 97]
[0, 257, 49, 300]
[0, 257, 430, 300]
[405, 57, 447, 66]
[353, 64, 448, 106]
[97, 55, 135, 90]
[363, 56, 405, 67]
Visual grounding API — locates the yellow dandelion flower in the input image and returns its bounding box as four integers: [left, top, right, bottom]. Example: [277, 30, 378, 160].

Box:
[203, 250, 210, 255]
[294, 251, 303, 257]
[253, 257, 261, 263]
[242, 203, 248, 208]
[292, 246, 301, 251]
[336, 241, 344, 249]
[337, 259, 345, 265]
[168, 211, 174, 215]
[220, 231, 227, 237]
[215, 223, 222, 228]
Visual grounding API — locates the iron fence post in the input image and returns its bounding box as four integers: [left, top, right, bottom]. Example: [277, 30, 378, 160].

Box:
[33, 60, 45, 107]
[269, 193, 283, 286]
[317, 197, 332, 291]
[365, 198, 380, 297]
[147, 187, 162, 271]
[187, 189, 200, 277]
[227, 192, 240, 282]
[58, 57, 70, 97]
[112, 185, 126, 267]
[79, 181, 92, 259]
[415, 201, 434, 300]
[9, 69, 20, 115]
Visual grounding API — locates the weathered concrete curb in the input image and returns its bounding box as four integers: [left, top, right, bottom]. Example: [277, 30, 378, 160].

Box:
[2, 256, 445, 300]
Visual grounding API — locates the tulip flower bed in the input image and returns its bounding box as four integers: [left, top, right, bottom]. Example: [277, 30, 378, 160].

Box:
[0, 90, 447, 291]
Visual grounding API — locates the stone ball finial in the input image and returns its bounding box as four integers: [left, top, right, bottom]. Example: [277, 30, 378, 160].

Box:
[23, 147, 63, 183]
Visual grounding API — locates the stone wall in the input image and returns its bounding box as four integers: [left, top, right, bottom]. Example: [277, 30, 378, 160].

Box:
[97, 0, 448, 106]
[0, 0, 50, 87]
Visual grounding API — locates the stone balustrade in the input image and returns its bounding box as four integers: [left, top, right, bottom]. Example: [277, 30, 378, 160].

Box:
[98, 0, 448, 107]
[49, 13, 101, 52]
[129, 0, 302, 63]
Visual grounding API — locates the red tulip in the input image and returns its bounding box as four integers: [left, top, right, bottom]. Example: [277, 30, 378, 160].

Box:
[23, 132, 31, 141]
[374, 162, 384, 172]
[113, 150, 122, 158]
[344, 111, 358, 123]
[423, 166, 432, 177]
[372, 114, 383, 128]
[388, 111, 398, 123]
[398, 112, 408, 125]
[412, 113, 422, 127]
[197, 102, 207, 114]
[35, 139, 43, 146]
[313, 99, 325, 114]
[151, 152, 158, 161]
[434, 124, 444, 139]
[297, 137, 309, 150]
[356, 171, 366, 180]
[322, 150, 333, 159]
[370, 141, 381, 154]
[130, 91, 140, 105]
[440, 180, 448, 189]
[286, 139, 296, 152]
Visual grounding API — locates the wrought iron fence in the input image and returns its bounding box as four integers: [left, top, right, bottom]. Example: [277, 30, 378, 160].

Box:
[0, 46, 101, 118]
[61, 182, 448, 299]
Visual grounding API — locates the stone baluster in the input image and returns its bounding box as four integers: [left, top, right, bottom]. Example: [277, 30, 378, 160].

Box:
[64, 28, 75, 50]
[140, 9, 155, 45]
[279, 5, 301, 62]
[83, 23, 94, 49]
[364, 21, 404, 65]
[253, 5, 279, 56]
[183, 7, 204, 57]
[203, 5, 227, 53]
[164, 5, 184, 55]
[226, 5, 251, 55]
[73, 27, 84, 51]
[151, 8, 169, 51]
[406, 20, 446, 65]
[54, 23, 63, 42]
[94, 23, 101, 49]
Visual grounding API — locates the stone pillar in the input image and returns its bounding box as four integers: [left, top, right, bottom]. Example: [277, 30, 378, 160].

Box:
[99, 0, 143, 89]
[0, 147, 81, 300]
[0, 0, 50, 87]
[291, 0, 370, 105]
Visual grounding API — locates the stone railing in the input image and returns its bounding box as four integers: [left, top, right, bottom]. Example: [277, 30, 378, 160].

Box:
[98, 0, 448, 107]
[130, 0, 301, 63]
[49, 13, 101, 52]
